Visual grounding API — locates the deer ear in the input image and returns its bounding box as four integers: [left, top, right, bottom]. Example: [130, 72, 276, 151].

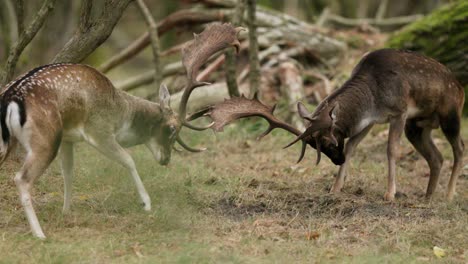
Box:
[159, 84, 171, 108]
[297, 102, 314, 122]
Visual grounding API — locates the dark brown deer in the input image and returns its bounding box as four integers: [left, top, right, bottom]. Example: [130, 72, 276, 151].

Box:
[208, 49, 464, 202]
[0, 23, 242, 239]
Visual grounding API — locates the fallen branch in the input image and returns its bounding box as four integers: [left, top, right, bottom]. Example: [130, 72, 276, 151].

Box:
[326, 13, 423, 28]
[278, 61, 305, 131]
[99, 4, 346, 74]
[170, 82, 229, 114]
[117, 61, 183, 91]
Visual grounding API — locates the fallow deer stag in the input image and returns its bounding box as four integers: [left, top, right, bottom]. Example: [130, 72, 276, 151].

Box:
[0, 23, 242, 239]
[208, 49, 464, 202]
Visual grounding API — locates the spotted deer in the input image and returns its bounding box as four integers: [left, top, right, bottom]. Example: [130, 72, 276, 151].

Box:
[0, 23, 242, 239]
[208, 49, 464, 202]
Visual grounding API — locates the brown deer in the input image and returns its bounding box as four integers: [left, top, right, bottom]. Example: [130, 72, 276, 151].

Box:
[0, 23, 242, 239]
[208, 49, 464, 202]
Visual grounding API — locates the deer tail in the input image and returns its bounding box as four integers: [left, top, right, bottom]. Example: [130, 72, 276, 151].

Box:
[0, 101, 24, 166]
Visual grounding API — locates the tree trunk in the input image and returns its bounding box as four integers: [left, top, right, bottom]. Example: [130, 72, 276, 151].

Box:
[247, 0, 260, 97]
[225, 0, 245, 97]
[52, 0, 132, 63]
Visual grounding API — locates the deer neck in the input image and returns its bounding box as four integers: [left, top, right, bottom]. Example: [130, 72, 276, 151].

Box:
[327, 76, 375, 139]
[115, 92, 164, 147]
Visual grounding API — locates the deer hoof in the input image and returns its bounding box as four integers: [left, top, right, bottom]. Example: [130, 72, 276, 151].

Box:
[143, 203, 151, 211]
[383, 192, 395, 202]
[447, 192, 455, 202]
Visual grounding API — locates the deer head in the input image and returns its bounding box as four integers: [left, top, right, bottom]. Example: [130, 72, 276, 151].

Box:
[285, 101, 345, 165]
[156, 23, 242, 160]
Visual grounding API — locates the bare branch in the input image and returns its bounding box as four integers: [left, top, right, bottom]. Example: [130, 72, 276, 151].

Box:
[135, 0, 163, 100]
[52, 0, 132, 63]
[117, 62, 183, 91]
[375, 0, 389, 21]
[98, 33, 148, 73]
[1, 0, 57, 86]
[197, 54, 226, 82]
[247, 0, 260, 97]
[98, 8, 232, 73]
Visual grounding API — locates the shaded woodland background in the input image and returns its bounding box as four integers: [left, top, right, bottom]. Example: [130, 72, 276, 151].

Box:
[1, 0, 466, 118]
[0, 1, 467, 262]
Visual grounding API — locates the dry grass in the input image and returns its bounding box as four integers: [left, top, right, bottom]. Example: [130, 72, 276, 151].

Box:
[0, 119, 467, 263]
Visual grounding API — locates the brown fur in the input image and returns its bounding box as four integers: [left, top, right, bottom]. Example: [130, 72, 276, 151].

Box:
[297, 49, 464, 201]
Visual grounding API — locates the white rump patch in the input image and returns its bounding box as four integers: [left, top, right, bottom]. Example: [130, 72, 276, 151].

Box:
[6, 102, 31, 152]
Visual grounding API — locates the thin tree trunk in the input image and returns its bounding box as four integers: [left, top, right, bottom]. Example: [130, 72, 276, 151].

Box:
[225, 0, 245, 97]
[135, 0, 163, 101]
[1, 0, 57, 86]
[0, 0, 18, 68]
[247, 0, 260, 97]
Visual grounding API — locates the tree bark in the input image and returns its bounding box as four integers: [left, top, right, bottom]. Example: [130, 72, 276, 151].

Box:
[225, 0, 245, 97]
[52, 0, 132, 63]
[135, 0, 163, 101]
[247, 0, 260, 97]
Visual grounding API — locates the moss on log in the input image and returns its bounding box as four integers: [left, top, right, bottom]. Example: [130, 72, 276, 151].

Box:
[387, 1, 468, 113]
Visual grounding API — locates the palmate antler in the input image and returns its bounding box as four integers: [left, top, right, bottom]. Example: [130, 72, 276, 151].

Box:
[176, 23, 243, 151]
[207, 94, 312, 163]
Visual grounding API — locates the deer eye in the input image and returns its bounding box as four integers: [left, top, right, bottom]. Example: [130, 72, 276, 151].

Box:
[169, 125, 177, 136]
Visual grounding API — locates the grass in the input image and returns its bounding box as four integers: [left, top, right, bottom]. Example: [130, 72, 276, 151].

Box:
[0, 118, 467, 263]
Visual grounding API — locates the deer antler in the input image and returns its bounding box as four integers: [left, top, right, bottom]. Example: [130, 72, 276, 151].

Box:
[283, 102, 336, 165]
[176, 23, 243, 151]
[179, 23, 243, 126]
[207, 94, 310, 163]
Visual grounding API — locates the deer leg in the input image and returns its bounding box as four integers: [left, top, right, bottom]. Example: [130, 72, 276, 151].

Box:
[385, 115, 406, 201]
[440, 111, 464, 201]
[15, 141, 60, 239]
[404, 120, 443, 200]
[331, 125, 372, 193]
[85, 135, 151, 211]
[0, 138, 17, 166]
[59, 142, 74, 213]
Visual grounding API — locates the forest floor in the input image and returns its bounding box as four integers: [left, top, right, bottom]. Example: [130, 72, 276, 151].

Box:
[0, 117, 467, 263]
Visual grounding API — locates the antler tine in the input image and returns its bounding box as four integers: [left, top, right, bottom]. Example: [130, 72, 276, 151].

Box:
[176, 135, 206, 152]
[208, 96, 313, 164]
[186, 107, 212, 122]
[182, 107, 214, 131]
[315, 138, 322, 165]
[178, 23, 242, 121]
[183, 121, 214, 131]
